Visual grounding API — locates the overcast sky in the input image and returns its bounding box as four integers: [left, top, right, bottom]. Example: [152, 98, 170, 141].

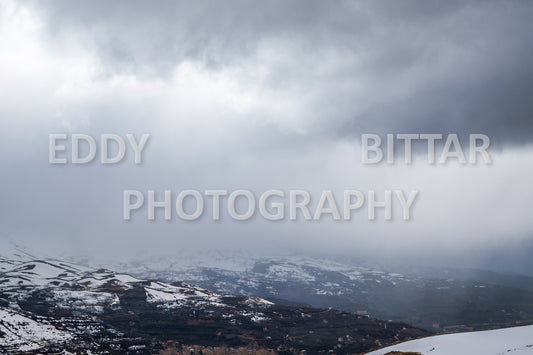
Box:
[1, 0, 532, 273]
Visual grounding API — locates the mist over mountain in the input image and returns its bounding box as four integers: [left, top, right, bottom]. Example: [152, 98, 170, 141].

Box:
[2, 0, 533, 353]
[68, 248, 533, 333]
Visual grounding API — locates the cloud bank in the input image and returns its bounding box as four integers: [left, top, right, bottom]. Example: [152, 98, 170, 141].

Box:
[1, 0, 532, 272]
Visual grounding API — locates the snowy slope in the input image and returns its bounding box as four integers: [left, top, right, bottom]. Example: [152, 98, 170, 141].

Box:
[0, 306, 73, 352]
[365, 325, 533, 355]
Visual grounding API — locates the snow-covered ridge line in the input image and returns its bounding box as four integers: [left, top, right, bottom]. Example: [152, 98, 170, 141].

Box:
[0, 252, 274, 313]
[0, 251, 276, 352]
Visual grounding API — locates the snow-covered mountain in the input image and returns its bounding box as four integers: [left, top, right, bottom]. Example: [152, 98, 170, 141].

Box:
[365, 324, 533, 355]
[0, 250, 251, 315]
[3, 245, 532, 353]
[0, 250, 276, 353]
[0, 249, 428, 354]
[99, 250, 533, 332]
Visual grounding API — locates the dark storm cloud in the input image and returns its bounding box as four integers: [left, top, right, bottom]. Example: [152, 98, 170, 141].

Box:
[342, 66, 533, 148]
[27, 1, 470, 78]
[27, 0, 533, 146]
[29, 0, 366, 73]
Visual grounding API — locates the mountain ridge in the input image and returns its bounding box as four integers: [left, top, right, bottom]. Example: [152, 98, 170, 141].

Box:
[0, 250, 429, 354]
[98, 252, 533, 332]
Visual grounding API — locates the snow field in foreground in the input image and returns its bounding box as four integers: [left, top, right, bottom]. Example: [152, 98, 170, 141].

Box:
[366, 324, 533, 355]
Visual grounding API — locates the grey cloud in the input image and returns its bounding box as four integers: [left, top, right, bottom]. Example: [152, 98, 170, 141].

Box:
[29, 0, 363, 74]
[1, 1, 533, 273]
[25, 1, 533, 144]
